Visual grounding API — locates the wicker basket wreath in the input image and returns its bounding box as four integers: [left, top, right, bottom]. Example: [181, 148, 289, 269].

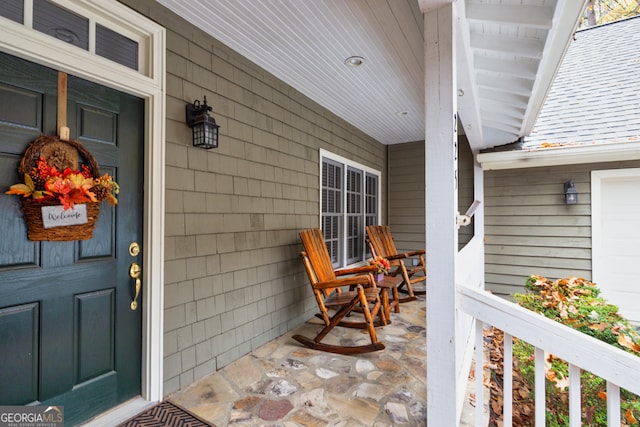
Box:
[6, 135, 118, 241]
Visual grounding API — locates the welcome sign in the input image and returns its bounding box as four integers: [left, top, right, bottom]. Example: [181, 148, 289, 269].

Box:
[41, 204, 88, 229]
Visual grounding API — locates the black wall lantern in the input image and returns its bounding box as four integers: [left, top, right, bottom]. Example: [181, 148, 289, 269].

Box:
[564, 180, 578, 205]
[186, 96, 219, 149]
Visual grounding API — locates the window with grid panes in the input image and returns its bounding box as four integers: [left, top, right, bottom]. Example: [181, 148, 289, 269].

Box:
[322, 159, 342, 265]
[320, 150, 380, 268]
[346, 167, 363, 264]
[2, 0, 139, 70]
[365, 173, 378, 258]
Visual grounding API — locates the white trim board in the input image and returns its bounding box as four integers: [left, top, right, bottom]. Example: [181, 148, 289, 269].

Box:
[478, 141, 640, 171]
[0, 0, 167, 414]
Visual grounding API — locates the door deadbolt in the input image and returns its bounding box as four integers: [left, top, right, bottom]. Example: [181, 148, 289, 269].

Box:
[129, 242, 140, 256]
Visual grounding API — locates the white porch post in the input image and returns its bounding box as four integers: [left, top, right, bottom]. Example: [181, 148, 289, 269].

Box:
[424, 4, 459, 425]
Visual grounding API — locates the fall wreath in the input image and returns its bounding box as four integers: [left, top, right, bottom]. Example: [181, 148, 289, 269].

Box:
[5, 135, 119, 241]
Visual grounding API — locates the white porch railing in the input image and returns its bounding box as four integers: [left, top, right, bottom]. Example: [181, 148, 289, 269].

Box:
[458, 285, 640, 427]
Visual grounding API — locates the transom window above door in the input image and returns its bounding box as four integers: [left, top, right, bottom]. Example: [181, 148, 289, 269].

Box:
[320, 149, 380, 268]
[2, 0, 142, 72]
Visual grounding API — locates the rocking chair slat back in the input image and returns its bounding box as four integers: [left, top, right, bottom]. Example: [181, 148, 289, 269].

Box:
[366, 225, 426, 298]
[299, 228, 337, 283]
[367, 225, 398, 264]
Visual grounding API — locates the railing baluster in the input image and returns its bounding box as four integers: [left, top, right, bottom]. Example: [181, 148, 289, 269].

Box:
[475, 320, 484, 427]
[535, 347, 546, 426]
[607, 381, 620, 427]
[504, 333, 512, 426]
[459, 286, 640, 427]
[569, 363, 581, 427]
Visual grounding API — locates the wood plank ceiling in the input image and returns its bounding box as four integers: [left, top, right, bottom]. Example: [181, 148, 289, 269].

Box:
[156, 0, 586, 150]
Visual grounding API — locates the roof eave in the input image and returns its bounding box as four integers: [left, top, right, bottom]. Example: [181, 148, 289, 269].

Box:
[520, 0, 589, 136]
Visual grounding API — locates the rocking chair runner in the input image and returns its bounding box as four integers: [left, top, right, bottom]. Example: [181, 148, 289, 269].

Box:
[294, 228, 388, 354]
[366, 225, 426, 300]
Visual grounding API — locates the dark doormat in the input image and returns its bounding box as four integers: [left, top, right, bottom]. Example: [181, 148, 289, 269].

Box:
[117, 400, 215, 427]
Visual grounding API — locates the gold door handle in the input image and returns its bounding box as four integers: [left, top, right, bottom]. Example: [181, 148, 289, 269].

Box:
[129, 262, 141, 310]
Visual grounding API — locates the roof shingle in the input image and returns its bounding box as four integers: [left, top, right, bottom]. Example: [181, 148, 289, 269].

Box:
[524, 16, 640, 148]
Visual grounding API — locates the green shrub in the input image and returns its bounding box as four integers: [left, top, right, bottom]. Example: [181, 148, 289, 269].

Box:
[509, 275, 640, 426]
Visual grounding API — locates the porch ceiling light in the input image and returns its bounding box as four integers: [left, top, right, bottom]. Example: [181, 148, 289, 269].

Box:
[344, 56, 365, 67]
[186, 96, 219, 149]
[564, 180, 578, 205]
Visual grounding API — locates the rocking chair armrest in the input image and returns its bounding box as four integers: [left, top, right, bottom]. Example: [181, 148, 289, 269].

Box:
[384, 253, 411, 261]
[335, 265, 378, 276]
[385, 250, 425, 261]
[403, 249, 425, 257]
[314, 275, 373, 290]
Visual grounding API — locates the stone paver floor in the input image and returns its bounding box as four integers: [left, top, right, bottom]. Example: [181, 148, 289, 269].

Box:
[168, 295, 428, 426]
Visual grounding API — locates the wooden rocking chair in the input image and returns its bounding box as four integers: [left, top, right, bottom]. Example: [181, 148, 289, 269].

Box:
[366, 225, 426, 300]
[294, 228, 388, 354]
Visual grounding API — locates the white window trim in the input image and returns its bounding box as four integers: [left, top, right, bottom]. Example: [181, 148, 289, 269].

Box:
[319, 148, 381, 267]
[1, 0, 166, 408]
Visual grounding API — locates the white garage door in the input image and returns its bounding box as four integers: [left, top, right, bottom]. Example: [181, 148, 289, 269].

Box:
[592, 169, 640, 323]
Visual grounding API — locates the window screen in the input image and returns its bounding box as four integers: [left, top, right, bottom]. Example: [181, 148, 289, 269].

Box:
[0, 0, 23, 24]
[365, 173, 378, 257]
[96, 24, 139, 70]
[322, 160, 342, 265]
[33, 0, 89, 50]
[346, 167, 363, 264]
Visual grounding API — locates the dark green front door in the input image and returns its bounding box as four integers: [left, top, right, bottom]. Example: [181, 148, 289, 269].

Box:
[0, 52, 144, 425]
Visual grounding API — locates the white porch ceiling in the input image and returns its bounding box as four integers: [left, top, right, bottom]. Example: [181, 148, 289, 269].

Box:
[156, 0, 586, 150]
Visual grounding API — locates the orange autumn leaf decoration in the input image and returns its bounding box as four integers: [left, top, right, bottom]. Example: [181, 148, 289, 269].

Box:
[44, 168, 97, 210]
[6, 157, 119, 210]
[6, 174, 50, 200]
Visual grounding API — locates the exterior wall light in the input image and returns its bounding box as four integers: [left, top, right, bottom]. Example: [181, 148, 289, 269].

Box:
[186, 96, 219, 149]
[564, 180, 578, 205]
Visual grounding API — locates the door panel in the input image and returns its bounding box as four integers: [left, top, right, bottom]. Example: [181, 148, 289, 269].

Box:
[0, 303, 39, 403]
[592, 169, 640, 323]
[0, 153, 37, 267]
[76, 289, 115, 383]
[0, 52, 144, 425]
[0, 83, 42, 130]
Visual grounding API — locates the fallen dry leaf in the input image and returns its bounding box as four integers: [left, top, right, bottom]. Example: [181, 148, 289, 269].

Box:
[546, 369, 557, 382]
[619, 333, 632, 349]
[559, 302, 568, 319]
